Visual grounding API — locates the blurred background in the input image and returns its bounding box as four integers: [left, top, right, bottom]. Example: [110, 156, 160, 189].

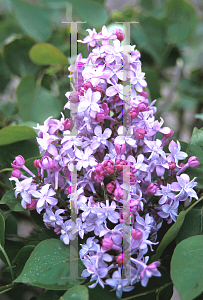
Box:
[0, 0, 203, 299]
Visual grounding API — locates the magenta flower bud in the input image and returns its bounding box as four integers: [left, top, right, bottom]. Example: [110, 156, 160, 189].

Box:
[77, 88, 84, 96]
[179, 163, 185, 168]
[106, 181, 116, 194]
[115, 144, 126, 155]
[82, 81, 93, 90]
[139, 91, 148, 98]
[116, 253, 128, 265]
[137, 102, 148, 112]
[95, 163, 105, 175]
[40, 156, 53, 170]
[68, 186, 75, 194]
[69, 91, 79, 103]
[115, 160, 128, 172]
[101, 238, 113, 250]
[94, 174, 104, 183]
[146, 182, 158, 194]
[94, 85, 104, 93]
[64, 118, 74, 130]
[11, 155, 25, 169]
[113, 94, 120, 104]
[127, 107, 139, 120]
[134, 128, 147, 139]
[129, 199, 140, 212]
[26, 199, 37, 211]
[116, 29, 125, 42]
[169, 161, 176, 170]
[33, 159, 41, 168]
[132, 229, 142, 240]
[188, 156, 200, 168]
[12, 169, 21, 179]
[163, 129, 174, 138]
[103, 160, 115, 175]
[114, 187, 123, 201]
[95, 111, 106, 122]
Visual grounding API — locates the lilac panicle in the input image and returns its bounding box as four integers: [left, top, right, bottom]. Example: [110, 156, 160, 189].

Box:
[10, 25, 200, 298]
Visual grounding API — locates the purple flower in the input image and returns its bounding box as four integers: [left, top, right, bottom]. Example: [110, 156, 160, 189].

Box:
[78, 88, 101, 118]
[171, 173, 198, 202]
[167, 140, 188, 165]
[106, 268, 134, 298]
[9, 177, 36, 209]
[91, 126, 112, 150]
[31, 184, 57, 213]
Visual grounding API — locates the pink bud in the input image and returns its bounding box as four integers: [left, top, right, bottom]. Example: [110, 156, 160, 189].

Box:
[103, 160, 115, 175]
[188, 156, 200, 168]
[115, 144, 126, 155]
[106, 181, 116, 194]
[127, 107, 139, 120]
[114, 187, 123, 201]
[12, 169, 21, 179]
[113, 94, 120, 104]
[116, 29, 125, 42]
[139, 91, 148, 98]
[101, 238, 113, 250]
[129, 199, 140, 212]
[169, 161, 176, 170]
[132, 229, 142, 240]
[77, 88, 84, 96]
[134, 128, 147, 139]
[94, 85, 104, 93]
[146, 182, 158, 194]
[68, 186, 75, 194]
[82, 81, 93, 90]
[69, 91, 79, 103]
[95, 111, 106, 122]
[116, 253, 128, 265]
[34, 159, 41, 168]
[179, 163, 185, 168]
[40, 156, 53, 170]
[115, 160, 128, 172]
[64, 118, 74, 130]
[137, 102, 148, 112]
[162, 128, 174, 138]
[11, 155, 25, 169]
[26, 199, 37, 211]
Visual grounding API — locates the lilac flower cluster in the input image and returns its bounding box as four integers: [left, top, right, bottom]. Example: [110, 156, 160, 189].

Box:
[10, 26, 200, 298]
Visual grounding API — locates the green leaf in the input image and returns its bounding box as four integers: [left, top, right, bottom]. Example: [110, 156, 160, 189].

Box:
[0, 189, 25, 212]
[0, 212, 5, 247]
[88, 284, 119, 300]
[30, 210, 46, 229]
[17, 75, 62, 123]
[166, 0, 196, 44]
[11, 0, 52, 41]
[60, 285, 88, 300]
[38, 290, 62, 300]
[186, 127, 203, 189]
[0, 139, 40, 169]
[68, 0, 108, 28]
[0, 126, 37, 146]
[151, 210, 186, 262]
[131, 16, 166, 64]
[176, 207, 203, 244]
[2, 35, 39, 77]
[171, 235, 203, 300]
[144, 67, 160, 100]
[29, 43, 69, 65]
[15, 239, 85, 289]
[14, 245, 35, 276]
[5, 213, 17, 238]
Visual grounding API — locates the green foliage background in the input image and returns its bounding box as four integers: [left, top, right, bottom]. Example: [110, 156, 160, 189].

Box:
[0, 0, 203, 299]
